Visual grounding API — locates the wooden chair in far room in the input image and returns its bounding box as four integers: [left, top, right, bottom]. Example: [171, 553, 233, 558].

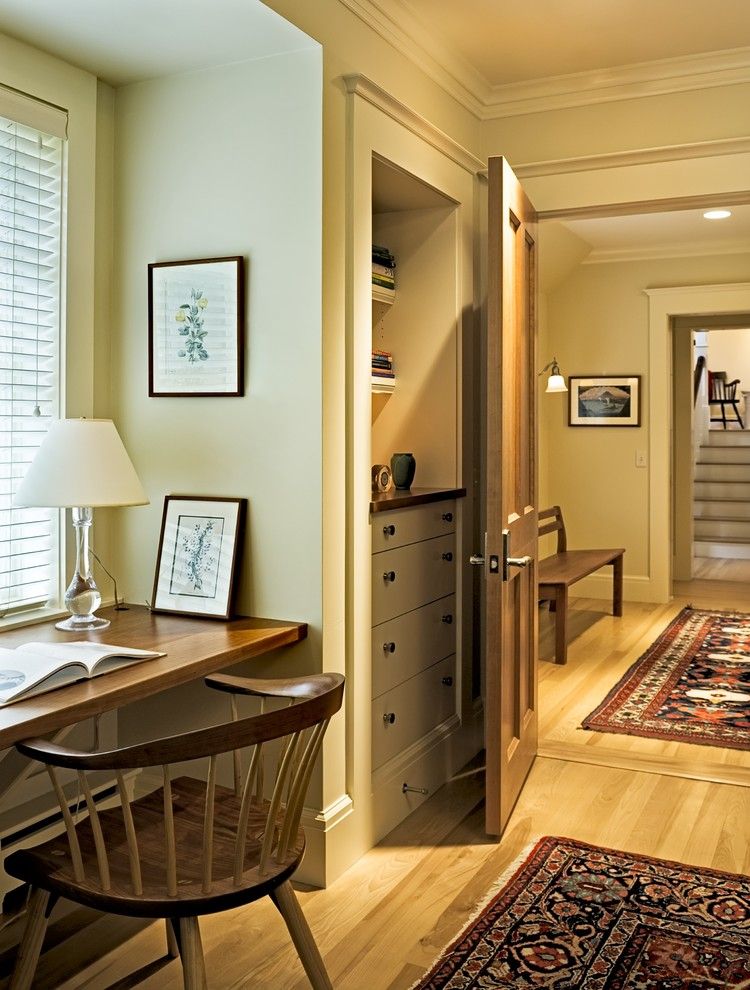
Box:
[708, 370, 744, 429]
[6, 672, 345, 990]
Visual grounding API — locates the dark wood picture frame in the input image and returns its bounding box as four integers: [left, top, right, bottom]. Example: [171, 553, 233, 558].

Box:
[151, 495, 247, 620]
[568, 375, 641, 427]
[148, 256, 244, 397]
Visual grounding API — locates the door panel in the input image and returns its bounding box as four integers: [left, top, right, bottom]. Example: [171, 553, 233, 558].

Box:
[484, 157, 539, 836]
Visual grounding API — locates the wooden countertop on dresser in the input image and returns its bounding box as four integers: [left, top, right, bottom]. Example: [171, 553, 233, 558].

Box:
[370, 487, 466, 513]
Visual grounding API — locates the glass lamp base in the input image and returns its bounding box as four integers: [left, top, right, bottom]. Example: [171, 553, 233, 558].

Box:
[55, 614, 111, 632]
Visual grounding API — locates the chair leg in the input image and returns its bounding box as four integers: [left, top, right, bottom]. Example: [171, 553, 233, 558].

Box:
[271, 880, 332, 990]
[166, 917, 181, 959]
[612, 555, 623, 617]
[10, 888, 54, 990]
[734, 401, 744, 429]
[553, 586, 568, 665]
[177, 917, 208, 990]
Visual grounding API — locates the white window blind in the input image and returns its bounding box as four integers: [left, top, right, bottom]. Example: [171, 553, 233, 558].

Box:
[0, 115, 62, 614]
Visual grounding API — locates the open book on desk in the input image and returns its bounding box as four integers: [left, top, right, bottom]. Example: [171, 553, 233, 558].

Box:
[0, 641, 165, 706]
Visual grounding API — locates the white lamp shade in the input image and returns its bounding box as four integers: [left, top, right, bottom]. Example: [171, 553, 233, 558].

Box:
[545, 374, 568, 393]
[14, 419, 148, 508]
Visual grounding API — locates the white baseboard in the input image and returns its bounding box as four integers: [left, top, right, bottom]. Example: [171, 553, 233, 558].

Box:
[561, 572, 660, 603]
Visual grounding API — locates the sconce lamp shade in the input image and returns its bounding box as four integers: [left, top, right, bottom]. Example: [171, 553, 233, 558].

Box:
[15, 419, 148, 509]
[539, 357, 568, 394]
[546, 373, 568, 393]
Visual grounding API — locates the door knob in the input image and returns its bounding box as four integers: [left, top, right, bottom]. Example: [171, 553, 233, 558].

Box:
[469, 553, 485, 566]
[508, 556, 532, 568]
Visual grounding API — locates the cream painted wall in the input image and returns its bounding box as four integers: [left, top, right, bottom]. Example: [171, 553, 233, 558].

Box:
[109, 50, 324, 833]
[541, 251, 750, 599]
[708, 328, 750, 391]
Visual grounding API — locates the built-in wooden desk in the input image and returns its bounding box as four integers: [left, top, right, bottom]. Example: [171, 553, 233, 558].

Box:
[0, 605, 307, 749]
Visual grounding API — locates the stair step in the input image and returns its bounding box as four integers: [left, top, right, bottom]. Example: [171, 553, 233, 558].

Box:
[703, 429, 750, 446]
[694, 517, 750, 539]
[698, 445, 750, 463]
[694, 499, 750, 518]
[695, 539, 750, 559]
[694, 463, 750, 482]
[694, 480, 750, 499]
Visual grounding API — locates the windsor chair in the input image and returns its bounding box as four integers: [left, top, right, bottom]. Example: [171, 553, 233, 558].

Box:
[6, 671, 344, 989]
[708, 370, 744, 429]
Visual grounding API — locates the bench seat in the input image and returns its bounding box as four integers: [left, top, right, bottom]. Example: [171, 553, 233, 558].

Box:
[538, 507, 624, 665]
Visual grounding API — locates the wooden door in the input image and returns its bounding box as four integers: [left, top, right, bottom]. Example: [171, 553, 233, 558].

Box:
[484, 157, 539, 836]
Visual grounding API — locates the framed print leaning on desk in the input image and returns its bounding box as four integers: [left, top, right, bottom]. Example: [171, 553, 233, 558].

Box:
[152, 495, 246, 619]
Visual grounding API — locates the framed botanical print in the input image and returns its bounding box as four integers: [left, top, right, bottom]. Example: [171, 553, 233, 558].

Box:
[148, 256, 244, 397]
[152, 496, 246, 619]
[569, 376, 641, 427]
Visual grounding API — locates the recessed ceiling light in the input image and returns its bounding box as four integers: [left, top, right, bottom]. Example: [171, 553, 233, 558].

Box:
[703, 209, 732, 220]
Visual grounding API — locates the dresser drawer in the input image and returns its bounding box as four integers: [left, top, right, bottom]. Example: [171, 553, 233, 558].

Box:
[372, 595, 455, 698]
[372, 655, 455, 771]
[372, 534, 455, 625]
[372, 501, 456, 553]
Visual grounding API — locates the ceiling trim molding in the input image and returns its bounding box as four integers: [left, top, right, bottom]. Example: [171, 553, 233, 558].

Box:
[344, 74, 485, 174]
[516, 136, 750, 179]
[538, 189, 750, 223]
[583, 241, 750, 265]
[337, 1, 750, 119]
[482, 47, 750, 119]
[337, 0, 486, 117]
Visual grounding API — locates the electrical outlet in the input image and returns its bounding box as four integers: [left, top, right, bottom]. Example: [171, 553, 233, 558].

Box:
[636, 450, 647, 468]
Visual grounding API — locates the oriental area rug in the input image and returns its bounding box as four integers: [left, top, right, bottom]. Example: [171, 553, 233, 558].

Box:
[581, 606, 750, 749]
[410, 836, 750, 989]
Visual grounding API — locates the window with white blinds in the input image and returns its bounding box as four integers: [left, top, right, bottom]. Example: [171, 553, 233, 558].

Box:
[0, 114, 62, 614]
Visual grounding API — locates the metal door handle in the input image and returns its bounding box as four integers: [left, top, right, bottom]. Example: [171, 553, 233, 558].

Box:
[507, 556, 532, 568]
[469, 554, 485, 566]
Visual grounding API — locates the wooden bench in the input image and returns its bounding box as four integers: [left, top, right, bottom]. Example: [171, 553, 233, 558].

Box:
[538, 506, 624, 665]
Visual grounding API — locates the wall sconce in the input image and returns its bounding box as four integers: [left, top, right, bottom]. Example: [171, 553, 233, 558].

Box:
[538, 357, 567, 393]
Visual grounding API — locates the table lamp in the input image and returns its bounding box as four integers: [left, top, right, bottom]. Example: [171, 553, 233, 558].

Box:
[14, 419, 149, 631]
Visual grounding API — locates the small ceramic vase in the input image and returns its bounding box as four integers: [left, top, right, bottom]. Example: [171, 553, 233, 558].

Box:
[391, 452, 416, 490]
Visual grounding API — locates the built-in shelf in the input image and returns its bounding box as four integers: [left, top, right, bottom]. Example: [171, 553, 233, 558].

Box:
[370, 486, 466, 513]
[372, 283, 395, 306]
[371, 376, 396, 394]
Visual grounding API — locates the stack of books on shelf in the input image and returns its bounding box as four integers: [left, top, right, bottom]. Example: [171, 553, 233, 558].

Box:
[372, 349, 395, 391]
[372, 244, 396, 294]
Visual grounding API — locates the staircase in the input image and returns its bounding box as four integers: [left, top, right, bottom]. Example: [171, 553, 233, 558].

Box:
[694, 429, 750, 558]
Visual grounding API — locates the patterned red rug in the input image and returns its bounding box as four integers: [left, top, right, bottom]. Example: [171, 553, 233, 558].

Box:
[581, 606, 750, 748]
[411, 836, 750, 988]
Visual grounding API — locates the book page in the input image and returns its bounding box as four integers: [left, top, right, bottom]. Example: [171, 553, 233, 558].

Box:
[16, 641, 164, 675]
[0, 652, 87, 705]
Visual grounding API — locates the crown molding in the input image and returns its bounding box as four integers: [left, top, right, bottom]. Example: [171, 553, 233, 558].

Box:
[337, 0, 750, 120]
[344, 74, 485, 174]
[583, 240, 750, 265]
[482, 47, 750, 119]
[516, 136, 750, 179]
[337, 0, 486, 117]
[538, 189, 750, 223]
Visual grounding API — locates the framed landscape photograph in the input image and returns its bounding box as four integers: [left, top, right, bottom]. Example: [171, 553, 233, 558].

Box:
[152, 496, 247, 619]
[148, 256, 244, 397]
[569, 376, 641, 427]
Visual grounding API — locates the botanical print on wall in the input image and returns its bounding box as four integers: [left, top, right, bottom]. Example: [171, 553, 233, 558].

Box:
[148, 257, 244, 396]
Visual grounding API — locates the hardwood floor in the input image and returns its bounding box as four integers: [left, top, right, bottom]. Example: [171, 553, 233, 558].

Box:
[1, 578, 749, 988]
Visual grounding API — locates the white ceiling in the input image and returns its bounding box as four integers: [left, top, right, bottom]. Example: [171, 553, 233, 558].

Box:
[399, 0, 750, 86]
[0, 0, 317, 86]
[561, 205, 750, 259]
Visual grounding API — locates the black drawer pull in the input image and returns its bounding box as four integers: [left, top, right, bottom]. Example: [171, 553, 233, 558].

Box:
[442, 676, 454, 687]
[383, 712, 396, 725]
[442, 614, 453, 624]
[442, 552, 453, 562]
[442, 512, 453, 522]
[383, 570, 396, 583]
[383, 641, 396, 653]
[383, 524, 396, 536]
[402, 783, 429, 795]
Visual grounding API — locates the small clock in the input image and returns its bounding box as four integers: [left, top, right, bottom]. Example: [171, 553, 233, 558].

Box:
[371, 464, 393, 493]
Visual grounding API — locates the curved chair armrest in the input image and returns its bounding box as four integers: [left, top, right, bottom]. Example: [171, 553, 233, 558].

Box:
[205, 672, 338, 700]
[727, 378, 741, 386]
[15, 737, 95, 769]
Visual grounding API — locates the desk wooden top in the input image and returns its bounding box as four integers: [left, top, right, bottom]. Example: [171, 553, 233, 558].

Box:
[0, 605, 307, 749]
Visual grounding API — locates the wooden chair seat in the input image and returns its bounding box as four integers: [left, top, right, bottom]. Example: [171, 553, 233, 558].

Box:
[6, 776, 304, 917]
[538, 507, 624, 665]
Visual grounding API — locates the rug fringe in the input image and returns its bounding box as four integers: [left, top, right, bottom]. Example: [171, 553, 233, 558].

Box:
[405, 835, 545, 990]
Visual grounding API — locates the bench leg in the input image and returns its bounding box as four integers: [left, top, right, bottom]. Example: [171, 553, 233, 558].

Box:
[613, 556, 623, 617]
[554, 586, 568, 665]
